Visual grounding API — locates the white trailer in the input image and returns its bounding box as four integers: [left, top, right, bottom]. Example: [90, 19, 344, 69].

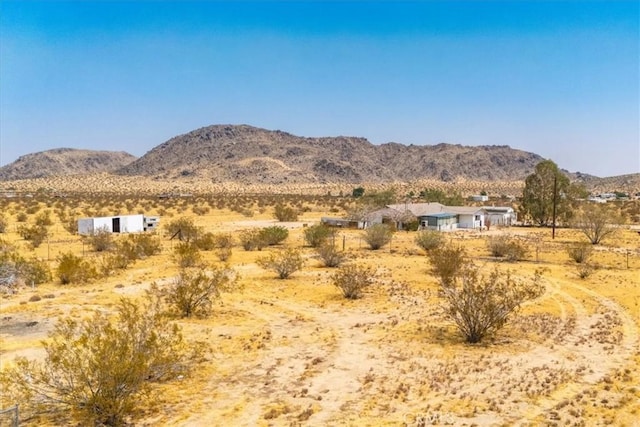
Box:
[77, 214, 145, 236]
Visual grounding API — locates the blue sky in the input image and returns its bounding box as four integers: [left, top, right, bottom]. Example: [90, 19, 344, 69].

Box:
[1, 1, 638, 177]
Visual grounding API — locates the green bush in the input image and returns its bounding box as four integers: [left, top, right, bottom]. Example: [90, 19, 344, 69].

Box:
[86, 226, 114, 252]
[362, 224, 393, 250]
[34, 211, 53, 227]
[487, 235, 528, 262]
[0, 297, 192, 426]
[172, 242, 202, 268]
[259, 226, 289, 246]
[194, 232, 217, 251]
[566, 242, 593, 264]
[17, 224, 49, 248]
[331, 264, 375, 299]
[415, 230, 445, 253]
[303, 224, 336, 248]
[165, 217, 200, 242]
[315, 243, 347, 267]
[274, 204, 298, 222]
[239, 229, 267, 251]
[56, 252, 97, 285]
[428, 244, 467, 287]
[165, 267, 237, 318]
[258, 248, 304, 279]
[440, 265, 544, 343]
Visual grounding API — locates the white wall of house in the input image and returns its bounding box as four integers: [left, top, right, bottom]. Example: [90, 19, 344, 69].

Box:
[487, 212, 515, 226]
[457, 213, 484, 229]
[77, 214, 145, 235]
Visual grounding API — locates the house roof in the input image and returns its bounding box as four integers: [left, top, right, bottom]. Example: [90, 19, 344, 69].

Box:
[444, 206, 487, 215]
[386, 202, 445, 216]
[484, 206, 514, 213]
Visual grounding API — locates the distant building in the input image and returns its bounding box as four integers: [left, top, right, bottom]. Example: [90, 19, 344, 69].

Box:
[471, 195, 489, 202]
[78, 214, 159, 236]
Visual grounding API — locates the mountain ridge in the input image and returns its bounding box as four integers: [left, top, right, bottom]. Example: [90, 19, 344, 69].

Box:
[0, 148, 136, 181]
[116, 124, 547, 184]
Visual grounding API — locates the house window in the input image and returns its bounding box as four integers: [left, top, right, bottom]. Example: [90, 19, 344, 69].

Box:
[475, 215, 480, 221]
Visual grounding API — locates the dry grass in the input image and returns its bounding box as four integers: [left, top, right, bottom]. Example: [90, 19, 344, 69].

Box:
[0, 180, 639, 426]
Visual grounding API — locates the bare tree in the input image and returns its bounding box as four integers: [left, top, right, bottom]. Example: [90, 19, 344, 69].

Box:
[572, 204, 620, 244]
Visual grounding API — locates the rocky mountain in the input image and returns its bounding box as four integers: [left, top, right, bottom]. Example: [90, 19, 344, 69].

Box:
[0, 148, 136, 181]
[117, 124, 545, 183]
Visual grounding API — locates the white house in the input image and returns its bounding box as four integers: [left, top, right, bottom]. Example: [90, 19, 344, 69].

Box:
[78, 214, 158, 236]
[484, 207, 517, 226]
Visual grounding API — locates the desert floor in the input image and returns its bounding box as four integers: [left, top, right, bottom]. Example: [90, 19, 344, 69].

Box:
[0, 193, 639, 427]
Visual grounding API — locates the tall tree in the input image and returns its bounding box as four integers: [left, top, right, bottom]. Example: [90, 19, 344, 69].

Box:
[520, 160, 571, 226]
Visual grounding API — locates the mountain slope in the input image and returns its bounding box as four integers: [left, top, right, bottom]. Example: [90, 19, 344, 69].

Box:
[0, 148, 137, 181]
[118, 124, 545, 183]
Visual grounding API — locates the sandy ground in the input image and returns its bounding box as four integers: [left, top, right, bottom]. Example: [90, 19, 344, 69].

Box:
[1, 196, 639, 426]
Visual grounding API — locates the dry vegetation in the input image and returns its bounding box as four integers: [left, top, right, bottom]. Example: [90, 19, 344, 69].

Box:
[0, 182, 639, 426]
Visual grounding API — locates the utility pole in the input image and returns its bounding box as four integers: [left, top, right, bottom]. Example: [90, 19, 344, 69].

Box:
[552, 175, 558, 239]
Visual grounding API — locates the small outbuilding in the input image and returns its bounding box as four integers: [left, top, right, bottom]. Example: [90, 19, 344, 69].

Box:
[78, 214, 159, 236]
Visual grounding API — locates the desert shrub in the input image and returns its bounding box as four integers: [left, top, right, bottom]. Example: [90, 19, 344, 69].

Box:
[415, 230, 445, 252]
[362, 224, 393, 250]
[34, 210, 53, 227]
[16, 212, 28, 222]
[165, 267, 237, 318]
[213, 233, 235, 249]
[303, 224, 336, 248]
[316, 243, 347, 267]
[86, 226, 114, 252]
[194, 232, 217, 251]
[571, 204, 619, 245]
[128, 233, 162, 258]
[62, 215, 79, 234]
[331, 264, 375, 299]
[0, 215, 7, 233]
[165, 217, 200, 242]
[576, 263, 595, 279]
[99, 252, 131, 276]
[440, 264, 545, 343]
[173, 242, 202, 268]
[192, 205, 210, 216]
[216, 247, 232, 262]
[567, 242, 593, 264]
[56, 252, 97, 284]
[259, 226, 289, 246]
[487, 235, 528, 261]
[274, 204, 298, 222]
[0, 297, 191, 426]
[239, 229, 267, 251]
[428, 244, 467, 287]
[17, 224, 48, 248]
[258, 248, 304, 279]
[15, 256, 51, 286]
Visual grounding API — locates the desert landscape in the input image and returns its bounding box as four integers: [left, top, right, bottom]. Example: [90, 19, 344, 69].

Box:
[0, 181, 638, 426]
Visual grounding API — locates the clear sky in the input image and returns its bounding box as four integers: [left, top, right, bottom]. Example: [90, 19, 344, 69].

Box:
[1, 1, 638, 177]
